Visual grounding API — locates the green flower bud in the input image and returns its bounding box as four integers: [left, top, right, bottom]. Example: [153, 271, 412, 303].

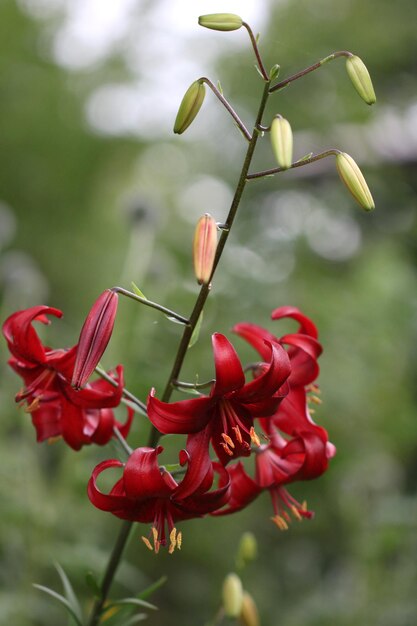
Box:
[270, 116, 293, 170]
[198, 13, 243, 31]
[236, 532, 258, 568]
[346, 55, 376, 105]
[173, 80, 205, 134]
[336, 152, 375, 211]
[240, 592, 260, 626]
[222, 573, 243, 618]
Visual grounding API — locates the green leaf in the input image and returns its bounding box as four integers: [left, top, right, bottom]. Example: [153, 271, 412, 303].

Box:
[119, 615, 148, 626]
[188, 311, 203, 348]
[254, 64, 265, 79]
[177, 387, 201, 396]
[85, 571, 101, 597]
[54, 563, 83, 623]
[295, 152, 314, 164]
[33, 585, 84, 626]
[109, 598, 158, 611]
[217, 80, 223, 95]
[138, 575, 167, 601]
[131, 282, 147, 300]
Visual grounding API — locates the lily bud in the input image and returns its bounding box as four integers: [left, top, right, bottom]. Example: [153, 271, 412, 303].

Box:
[222, 573, 243, 618]
[193, 214, 218, 285]
[270, 116, 293, 170]
[236, 532, 258, 567]
[173, 80, 206, 134]
[72, 289, 118, 390]
[335, 152, 375, 211]
[346, 55, 376, 105]
[240, 592, 260, 626]
[198, 13, 243, 31]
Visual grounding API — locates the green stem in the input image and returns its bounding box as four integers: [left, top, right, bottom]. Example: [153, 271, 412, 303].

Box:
[148, 80, 272, 448]
[95, 366, 148, 414]
[113, 286, 189, 325]
[269, 50, 353, 93]
[201, 77, 252, 141]
[86, 520, 134, 626]
[242, 22, 269, 81]
[246, 148, 341, 180]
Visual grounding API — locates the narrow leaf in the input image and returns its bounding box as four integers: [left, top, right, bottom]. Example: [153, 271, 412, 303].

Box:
[295, 152, 313, 164]
[188, 312, 203, 348]
[85, 571, 101, 597]
[109, 598, 158, 611]
[120, 615, 148, 626]
[131, 282, 147, 300]
[54, 563, 83, 623]
[165, 315, 186, 325]
[217, 80, 223, 95]
[33, 585, 84, 626]
[178, 387, 201, 396]
[137, 576, 168, 600]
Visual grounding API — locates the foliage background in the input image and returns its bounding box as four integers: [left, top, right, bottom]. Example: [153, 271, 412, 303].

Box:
[1, 0, 417, 624]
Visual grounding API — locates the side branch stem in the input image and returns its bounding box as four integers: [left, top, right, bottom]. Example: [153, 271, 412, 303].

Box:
[113, 286, 189, 325]
[95, 366, 147, 414]
[269, 50, 353, 93]
[148, 80, 272, 448]
[242, 22, 269, 81]
[247, 149, 341, 180]
[201, 77, 251, 141]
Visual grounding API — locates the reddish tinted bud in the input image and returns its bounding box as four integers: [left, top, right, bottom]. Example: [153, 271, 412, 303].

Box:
[72, 289, 118, 390]
[193, 213, 218, 284]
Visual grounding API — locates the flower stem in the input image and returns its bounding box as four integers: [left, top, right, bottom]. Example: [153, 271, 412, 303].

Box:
[201, 77, 252, 141]
[86, 519, 134, 626]
[242, 22, 269, 81]
[113, 286, 189, 325]
[95, 366, 148, 414]
[269, 50, 353, 93]
[246, 148, 341, 180]
[148, 80, 272, 448]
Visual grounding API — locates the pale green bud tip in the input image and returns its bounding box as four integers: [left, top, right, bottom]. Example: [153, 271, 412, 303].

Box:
[198, 13, 243, 31]
[240, 592, 260, 626]
[346, 55, 376, 105]
[336, 152, 375, 211]
[222, 573, 243, 618]
[173, 80, 206, 134]
[237, 532, 258, 564]
[270, 116, 293, 170]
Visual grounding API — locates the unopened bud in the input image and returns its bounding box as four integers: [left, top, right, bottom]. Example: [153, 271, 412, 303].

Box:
[237, 532, 258, 567]
[346, 55, 376, 105]
[240, 592, 260, 626]
[193, 214, 217, 284]
[222, 573, 243, 618]
[270, 116, 293, 170]
[198, 13, 243, 31]
[173, 80, 206, 135]
[72, 289, 118, 390]
[335, 152, 375, 211]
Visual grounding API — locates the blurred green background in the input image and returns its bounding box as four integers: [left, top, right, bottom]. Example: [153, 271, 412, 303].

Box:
[1, 0, 417, 624]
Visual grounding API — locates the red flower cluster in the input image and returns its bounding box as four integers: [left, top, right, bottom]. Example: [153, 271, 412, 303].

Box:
[3, 298, 335, 551]
[2, 305, 132, 450]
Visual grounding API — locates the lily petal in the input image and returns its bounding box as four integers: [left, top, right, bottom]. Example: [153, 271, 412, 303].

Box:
[271, 306, 319, 339]
[147, 389, 214, 434]
[212, 333, 245, 396]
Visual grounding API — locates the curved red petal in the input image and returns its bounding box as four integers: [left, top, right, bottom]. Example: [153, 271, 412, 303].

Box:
[31, 403, 62, 442]
[271, 306, 319, 339]
[237, 342, 290, 403]
[89, 408, 115, 446]
[147, 389, 214, 434]
[180, 464, 231, 514]
[174, 427, 213, 499]
[64, 365, 124, 409]
[212, 333, 245, 396]
[232, 322, 275, 362]
[60, 400, 89, 450]
[87, 459, 132, 512]
[123, 446, 175, 499]
[3, 306, 63, 365]
[117, 406, 135, 439]
[212, 461, 260, 516]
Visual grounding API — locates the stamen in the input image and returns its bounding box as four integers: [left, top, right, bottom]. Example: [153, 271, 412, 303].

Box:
[177, 531, 182, 550]
[301, 501, 308, 512]
[249, 427, 260, 447]
[141, 536, 153, 551]
[24, 397, 41, 413]
[282, 511, 291, 523]
[168, 528, 177, 554]
[222, 432, 235, 448]
[291, 505, 302, 522]
[232, 425, 243, 444]
[271, 515, 288, 531]
[47, 436, 62, 445]
[307, 384, 320, 394]
[220, 442, 234, 457]
[309, 395, 322, 405]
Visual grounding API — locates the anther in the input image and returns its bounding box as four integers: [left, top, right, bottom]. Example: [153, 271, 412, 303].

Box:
[141, 536, 153, 551]
[222, 433, 235, 448]
[291, 505, 302, 522]
[47, 436, 62, 445]
[249, 427, 260, 447]
[220, 442, 234, 457]
[309, 395, 322, 405]
[177, 531, 182, 550]
[169, 528, 177, 554]
[24, 397, 41, 413]
[271, 515, 288, 531]
[232, 425, 243, 444]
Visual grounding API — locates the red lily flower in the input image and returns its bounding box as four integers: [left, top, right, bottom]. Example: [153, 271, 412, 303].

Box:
[88, 444, 231, 553]
[3, 306, 132, 450]
[233, 305, 322, 388]
[147, 333, 291, 464]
